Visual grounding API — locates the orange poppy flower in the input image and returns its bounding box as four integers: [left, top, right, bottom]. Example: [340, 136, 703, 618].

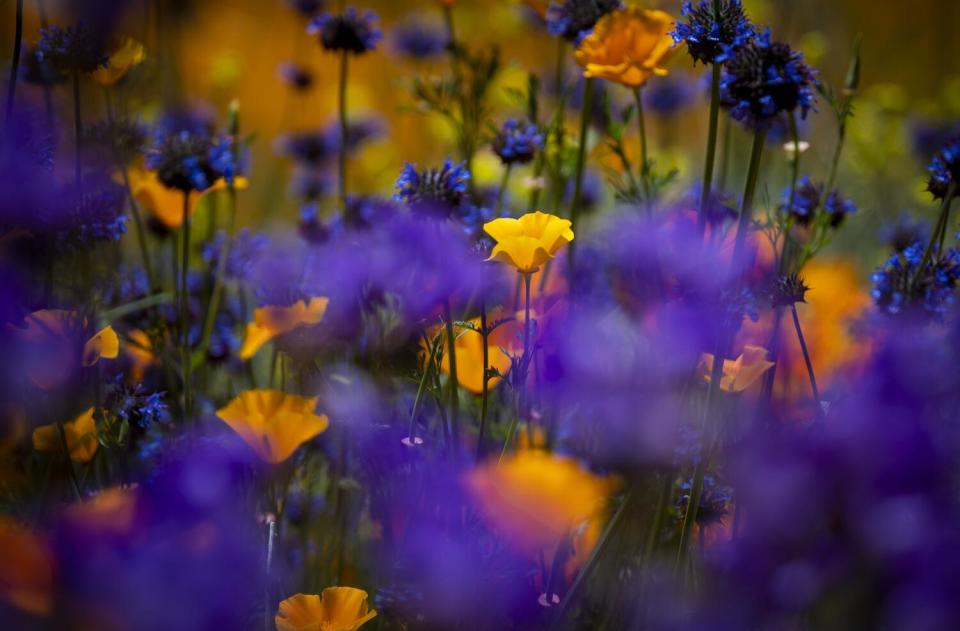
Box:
[239, 297, 330, 360]
[276, 587, 377, 631]
[574, 7, 677, 88]
[32, 407, 99, 464]
[215, 390, 329, 464]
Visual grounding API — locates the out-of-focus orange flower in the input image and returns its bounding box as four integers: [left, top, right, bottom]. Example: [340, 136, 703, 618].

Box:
[426, 308, 525, 394]
[215, 390, 329, 464]
[698, 345, 775, 393]
[11, 310, 119, 390]
[126, 329, 156, 382]
[466, 450, 618, 553]
[239, 297, 329, 360]
[275, 587, 377, 631]
[66, 487, 138, 534]
[91, 36, 145, 86]
[32, 407, 100, 464]
[574, 7, 676, 88]
[0, 517, 54, 617]
[484, 211, 575, 274]
[126, 166, 248, 230]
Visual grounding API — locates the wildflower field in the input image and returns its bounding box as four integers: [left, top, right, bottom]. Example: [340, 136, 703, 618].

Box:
[2, 0, 960, 629]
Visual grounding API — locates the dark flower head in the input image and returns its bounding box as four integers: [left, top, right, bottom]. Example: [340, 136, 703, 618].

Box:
[53, 176, 128, 248]
[392, 16, 447, 60]
[290, 168, 333, 202]
[37, 24, 109, 74]
[926, 135, 960, 201]
[670, 0, 755, 65]
[107, 377, 169, 430]
[721, 30, 818, 130]
[394, 160, 470, 211]
[546, 0, 622, 43]
[772, 273, 809, 307]
[909, 119, 960, 160]
[22, 45, 68, 85]
[871, 241, 960, 318]
[146, 129, 221, 193]
[492, 119, 544, 165]
[779, 176, 822, 226]
[677, 475, 733, 526]
[307, 7, 382, 55]
[880, 212, 929, 254]
[823, 188, 857, 228]
[277, 61, 314, 91]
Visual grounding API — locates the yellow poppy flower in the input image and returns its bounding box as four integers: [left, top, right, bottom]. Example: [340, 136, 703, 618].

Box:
[466, 450, 617, 553]
[126, 166, 249, 230]
[239, 297, 330, 360]
[483, 211, 575, 274]
[0, 517, 54, 616]
[11, 310, 119, 390]
[574, 7, 677, 88]
[215, 390, 329, 464]
[32, 407, 100, 464]
[698, 345, 775, 394]
[126, 329, 156, 383]
[275, 587, 377, 631]
[91, 36, 146, 86]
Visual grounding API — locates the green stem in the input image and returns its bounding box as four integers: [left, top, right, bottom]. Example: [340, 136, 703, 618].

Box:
[180, 192, 191, 417]
[730, 130, 767, 268]
[476, 302, 490, 462]
[100, 292, 173, 323]
[197, 187, 237, 361]
[911, 184, 957, 292]
[408, 333, 441, 444]
[443, 300, 460, 446]
[790, 303, 823, 416]
[698, 63, 722, 236]
[494, 164, 512, 217]
[4, 0, 23, 123]
[632, 86, 651, 212]
[337, 51, 349, 214]
[56, 421, 83, 500]
[568, 78, 594, 267]
[643, 470, 673, 563]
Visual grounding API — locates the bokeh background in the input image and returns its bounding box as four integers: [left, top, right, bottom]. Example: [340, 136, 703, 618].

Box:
[4, 0, 960, 267]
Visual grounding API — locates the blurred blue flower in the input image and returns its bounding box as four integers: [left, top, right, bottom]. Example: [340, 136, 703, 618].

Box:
[308, 7, 382, 55]
[492, 119, 544, 165]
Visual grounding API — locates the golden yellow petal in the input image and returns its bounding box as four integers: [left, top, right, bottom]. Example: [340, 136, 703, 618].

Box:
[276, 593, 325, 631]
[215, 390, 328, 464]
[318, 586, 377, 630]
[83, 325, 120, 366]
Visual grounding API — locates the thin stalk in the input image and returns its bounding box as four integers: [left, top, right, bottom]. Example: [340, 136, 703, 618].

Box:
[698, 63, 722, 236]
[443, 300, 460, 446]
[550, 492, 631, 628]
[632, 86, 651, 212]
[790, 304, 823, 415]
[5, 0, 24, 123]
[568, 78, 594, 266]
[911, 184, 957, 292]
[73, 72, 83, 187]
[197, 187, 237, 359]
[180, 192, 192, 417]
[676, 128, 767, 573]
[337, 51, 349, 213]
[642, 471, 673, 563]
[476, 302, 490, 462]
[522, 272, 532, 367]
[56, 422, 83, 500]
[408, 334, 441, 444]
[494, 164, 512, 217]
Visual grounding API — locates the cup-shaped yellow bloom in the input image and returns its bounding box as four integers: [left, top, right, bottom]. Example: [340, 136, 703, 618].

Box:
[91, 37, 145, 86]
[698, 345, 775, 393]
[466, 450, 617, 553]
[239, 297, 330, 360]
[275, 587, 377, 631]
[484, 211, 575, 273]
[126, 167, 249, 230]
[574, 7, 677, 88]
[32, 407, 100, 463]
[11, 310, 119, 390]
[215, 390, 329, 464]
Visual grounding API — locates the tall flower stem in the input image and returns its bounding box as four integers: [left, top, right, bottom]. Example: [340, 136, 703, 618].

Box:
[56, 422, 83, 500]
[522, 271, 532, 368]
[73, 72, 83, 187]
[698, 63, 722, 236]
[443, 299, 460, 446]
[180, 192, 192, 417]
[408, 333, 441, 445]
[4, 0, 24, 123]
[337, 50, 349, 214]
[790, 303, 823, 415]
[632, 86, 651, 212]
[911, 183, 957, 292]
[675, 128, 766, 573]
[568, 78, 594, 266]
[494, 164, 512, 217]
[476, 301, 490, 462]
